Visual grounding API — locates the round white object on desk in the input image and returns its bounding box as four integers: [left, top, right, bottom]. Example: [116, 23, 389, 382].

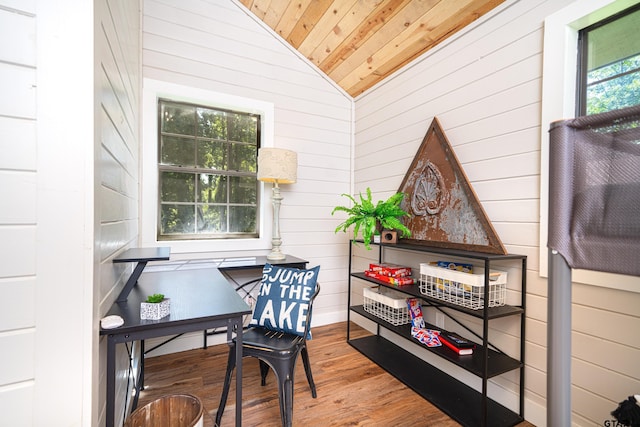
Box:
[101, 315, 124, 329]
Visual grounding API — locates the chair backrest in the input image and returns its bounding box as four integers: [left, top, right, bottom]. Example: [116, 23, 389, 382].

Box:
[248, 268, 321, 340]
[301, 283, 320, 341]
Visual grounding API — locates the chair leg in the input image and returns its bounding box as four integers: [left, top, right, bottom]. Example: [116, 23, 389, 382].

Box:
[259, 359, 270, 386]
[274, 364, 294, 427]
[282, 376, 294, 427]
[301, 346, 317, 398]
[215, 343, 237, 426]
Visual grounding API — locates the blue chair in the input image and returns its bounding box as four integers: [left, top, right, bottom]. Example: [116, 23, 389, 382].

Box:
[216, 283, 320, 427]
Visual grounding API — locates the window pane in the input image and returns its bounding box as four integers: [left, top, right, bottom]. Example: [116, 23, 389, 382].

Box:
[197, 139, 227, 169]
[229, 206, 257, 232]
[229, 142, 257, 172]
[161, 103, 195, 135]
[161, 172, 194, 202]
[229, 176, 257, 204]
[198, 109, 227, 139]
[161, 204, 195, 234]
[197, 174, 227, 203]
[586, 7, 640, 71]
[161, 135, 195, 167]
[579, 5, 640, 115]
[198, 205, 227, 233]
[228, 113, 257, 142]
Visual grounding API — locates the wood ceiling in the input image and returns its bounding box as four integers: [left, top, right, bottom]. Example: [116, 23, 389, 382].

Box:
[239, 0, 506, 97]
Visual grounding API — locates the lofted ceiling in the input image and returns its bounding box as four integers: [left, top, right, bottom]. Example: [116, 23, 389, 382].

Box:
[239, 0, 506, 97]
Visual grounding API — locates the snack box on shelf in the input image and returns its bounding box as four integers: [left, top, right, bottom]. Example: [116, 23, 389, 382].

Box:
[364, 270, 415, 286]
[368, 262, 412, 277]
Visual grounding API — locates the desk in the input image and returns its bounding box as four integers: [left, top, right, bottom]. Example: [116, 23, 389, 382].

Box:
[101, 267, 250, 427]
[101, 254, 308, 427]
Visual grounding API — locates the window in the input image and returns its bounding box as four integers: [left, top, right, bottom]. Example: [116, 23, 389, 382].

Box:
[576, 4, 640, 115]
[158, 99, 261, 240]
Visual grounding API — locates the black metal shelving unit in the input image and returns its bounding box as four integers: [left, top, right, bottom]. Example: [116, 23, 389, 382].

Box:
[346, 241, 527, 427]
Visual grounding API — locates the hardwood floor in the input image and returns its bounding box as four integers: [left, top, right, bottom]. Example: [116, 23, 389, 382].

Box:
[137, 322, 535, 426]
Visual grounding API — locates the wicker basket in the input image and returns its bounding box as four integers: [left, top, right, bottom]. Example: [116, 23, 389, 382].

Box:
[419, 263, 507, 310]
[363, 286, 410, 325]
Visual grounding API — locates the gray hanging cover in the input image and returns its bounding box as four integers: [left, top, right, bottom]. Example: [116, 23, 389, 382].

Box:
[548, 104, 640, 277]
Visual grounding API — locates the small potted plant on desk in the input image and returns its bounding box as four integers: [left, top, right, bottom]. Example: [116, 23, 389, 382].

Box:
[140, 293, 170, 320]
[332, 187, 411, 250]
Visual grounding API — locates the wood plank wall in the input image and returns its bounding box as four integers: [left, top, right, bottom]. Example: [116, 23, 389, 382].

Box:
[0, 1, 37, 425]
[354, 0, 640, 426]
[141, 0, 353, 329]
[96, 1, 143, 426]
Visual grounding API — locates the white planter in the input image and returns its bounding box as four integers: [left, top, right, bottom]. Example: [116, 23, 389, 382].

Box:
[140, 298, 170, 320]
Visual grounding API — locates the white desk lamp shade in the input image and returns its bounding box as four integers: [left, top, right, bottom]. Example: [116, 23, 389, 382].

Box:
[257, 148, 297, 260]
[257, 148, 297, 184]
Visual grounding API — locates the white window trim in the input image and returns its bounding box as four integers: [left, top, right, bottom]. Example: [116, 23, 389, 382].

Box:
[141, 78, 275, 254]
[539, 0, 640, 292]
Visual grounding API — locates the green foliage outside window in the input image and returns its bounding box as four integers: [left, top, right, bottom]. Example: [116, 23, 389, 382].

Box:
[586, 55, 640, 115]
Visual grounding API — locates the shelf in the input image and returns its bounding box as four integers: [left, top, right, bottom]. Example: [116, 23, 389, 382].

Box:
[352, 272, 524, 320]
[347, 240, 526, 426]
[351, 305, 522, 378]
[354, 240, 527, 262]
[348, 335, 524, 427]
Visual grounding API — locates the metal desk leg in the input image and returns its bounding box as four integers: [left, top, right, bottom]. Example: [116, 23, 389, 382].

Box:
[130, 340, 144, 411]
[139, 340, 145, 390]
[116, 261, 148, 302]
[232, 318, 243, 426]
[106, 335, 116, 427]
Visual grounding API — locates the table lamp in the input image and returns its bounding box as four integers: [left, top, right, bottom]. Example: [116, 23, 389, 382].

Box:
[257, 148, 297, 260]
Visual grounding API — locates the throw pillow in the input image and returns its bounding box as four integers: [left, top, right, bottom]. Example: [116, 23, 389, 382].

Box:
[249, 263, 320, 339]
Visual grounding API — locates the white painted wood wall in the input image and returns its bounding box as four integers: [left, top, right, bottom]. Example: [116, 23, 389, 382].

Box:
[96, 1, 143, 426]
[355, 0, 640, 426]
[0, 1, 38, 425]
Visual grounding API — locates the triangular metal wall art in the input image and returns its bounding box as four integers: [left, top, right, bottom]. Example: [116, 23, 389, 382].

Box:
[398, 117, 507, 255]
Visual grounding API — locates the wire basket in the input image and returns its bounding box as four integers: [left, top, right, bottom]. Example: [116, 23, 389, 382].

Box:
[363, 286, 410, 325]
[419, 263, 507, 310]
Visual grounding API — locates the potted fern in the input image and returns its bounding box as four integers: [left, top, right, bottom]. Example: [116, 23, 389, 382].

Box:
[332, 187, 411, 249]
